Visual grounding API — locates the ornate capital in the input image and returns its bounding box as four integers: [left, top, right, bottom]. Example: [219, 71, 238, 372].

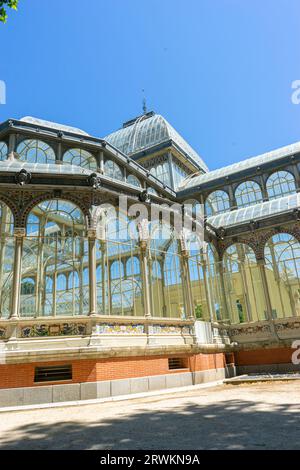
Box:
[256, 258, 266, 266]
[87, 228, 97, 239]
[181, 249, 189, 260]
[14, 227, 26, 238]
[139, 240, 148, 252]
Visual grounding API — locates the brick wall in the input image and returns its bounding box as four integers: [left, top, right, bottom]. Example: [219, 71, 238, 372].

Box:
[235, 347, 293, 366]
[0, 352, 227, 389]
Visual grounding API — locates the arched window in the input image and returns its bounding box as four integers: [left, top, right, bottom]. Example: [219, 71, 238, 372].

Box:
[26, 199, 84, 236]
[95, 214, 142, 316]
[111, 260, 124, 280]
[111, 279, 142, 315]
[0, 202, 14, 318]
[164, 241, 181, 286]
[149, 223, 185, 318]
[57, 274, 67, 291]
[17, 139, 56, 164]
[104, 160, 123, 181]
[223, 243, 266, 323]
[266, 171, 296, 200]
[127, 174, 141, 187]
[0, 142, 7, 161]
[63, 148, 97, 170]
[21, 277, 35, 295]
[264, 233, 300, 318]
[205, 190, 230, 216]
[126, 256, 140, 276]
[21, 199, 88, 317]
[235, 181, 263, 208]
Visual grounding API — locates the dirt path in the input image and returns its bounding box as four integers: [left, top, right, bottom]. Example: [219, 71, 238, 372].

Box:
[0, 381, 299, 449]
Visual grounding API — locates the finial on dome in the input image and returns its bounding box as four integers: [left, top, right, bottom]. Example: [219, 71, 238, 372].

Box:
[142, 89, 147, 114]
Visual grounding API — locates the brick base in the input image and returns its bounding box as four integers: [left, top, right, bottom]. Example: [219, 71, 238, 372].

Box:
[0, 352, 228, 390]
[235, 347, 294, 366]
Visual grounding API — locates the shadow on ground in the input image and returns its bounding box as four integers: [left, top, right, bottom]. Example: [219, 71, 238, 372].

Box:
[1, 398, 300, 450]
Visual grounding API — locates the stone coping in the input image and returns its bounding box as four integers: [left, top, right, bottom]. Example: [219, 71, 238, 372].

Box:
[215, 316, 300, 330]
[0, 343, 232, 365]
[0, 316, 194, 326]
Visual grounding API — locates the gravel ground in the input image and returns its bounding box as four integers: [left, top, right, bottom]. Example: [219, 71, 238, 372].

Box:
[0, 381, 299, 450]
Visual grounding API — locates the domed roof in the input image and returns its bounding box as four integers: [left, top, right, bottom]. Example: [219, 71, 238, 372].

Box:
[105, 112, 208, 172]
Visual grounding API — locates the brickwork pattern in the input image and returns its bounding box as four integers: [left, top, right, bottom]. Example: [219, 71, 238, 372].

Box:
[0, 353, 227, 389]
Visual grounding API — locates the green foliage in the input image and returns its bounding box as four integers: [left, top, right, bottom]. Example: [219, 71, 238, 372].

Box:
[195, 304, 203, 319]
[0, 0, 18, 23]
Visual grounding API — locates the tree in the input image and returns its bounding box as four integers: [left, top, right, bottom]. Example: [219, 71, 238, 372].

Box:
[0, 0, 18, 23]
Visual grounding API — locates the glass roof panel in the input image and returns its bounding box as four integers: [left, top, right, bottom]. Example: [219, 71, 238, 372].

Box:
[207, 193, 300, 228]
[0, 160, 92, 175]
[20, 116, 89, 136]
[179, 141, 300, 190]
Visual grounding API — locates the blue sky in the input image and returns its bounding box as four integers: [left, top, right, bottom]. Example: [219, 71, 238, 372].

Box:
[1, 0, 300, 170]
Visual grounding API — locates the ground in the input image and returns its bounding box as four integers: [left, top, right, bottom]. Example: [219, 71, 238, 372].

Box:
[0, 381, 299, 450]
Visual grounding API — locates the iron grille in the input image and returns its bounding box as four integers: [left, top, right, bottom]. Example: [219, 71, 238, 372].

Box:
[168, 357, 187, 370]
[34, 365, 72, 383]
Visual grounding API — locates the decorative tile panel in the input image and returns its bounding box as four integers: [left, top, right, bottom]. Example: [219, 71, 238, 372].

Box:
[21, 323, 87, 338]
[150, 324, 192, 335]
[230, 324, 271, 337]
[96, 323, 145, 335]
[276, 321, 300, 331]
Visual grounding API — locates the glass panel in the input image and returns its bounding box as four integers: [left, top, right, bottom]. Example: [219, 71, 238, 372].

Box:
[96, 215, 142, 316]
[17, 139, 56, 164]
[149, 159, 171, 186]
[63, 148, 97, 170]
[21, 235, 89, 317]
[127, 174, 141, 187]
[0, 142, 8, 161]
[104, 160, 123, 181]
[149, 223, 185, 318]
[0, 236, 14, 318]
[173, 161, 188, 190]
[205, 190, 230, 216]
[264, 233, 300, 319]
[0, 203, 14, 318]
[266, 171, 296, 200]
[235, 181, 263, 208]
[21, 199, 88, 317]
[223, 244, 267, 323]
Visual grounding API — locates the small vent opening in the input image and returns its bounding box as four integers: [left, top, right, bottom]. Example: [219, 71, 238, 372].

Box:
[168, 357, 187, 370]
[34, 365, 72, 383]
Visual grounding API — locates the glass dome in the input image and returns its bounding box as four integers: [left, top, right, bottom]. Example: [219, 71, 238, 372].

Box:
[105, 112, 208, 172]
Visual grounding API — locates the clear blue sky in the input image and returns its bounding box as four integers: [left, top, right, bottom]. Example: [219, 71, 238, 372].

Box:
[1, 0, 300, 170]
